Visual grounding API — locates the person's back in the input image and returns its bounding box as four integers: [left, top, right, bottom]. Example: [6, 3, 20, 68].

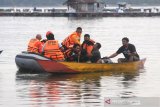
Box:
[27, 34, 42, 54]
[62, 27, 82, 50]
[43, 31, 64, 61]
[44, 40, 64, 61]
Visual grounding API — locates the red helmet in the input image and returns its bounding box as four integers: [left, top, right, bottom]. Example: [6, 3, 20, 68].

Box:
[46, 31, 53, 37]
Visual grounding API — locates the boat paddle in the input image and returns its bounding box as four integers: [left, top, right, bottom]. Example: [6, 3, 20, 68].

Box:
[78, 52, 81, 63]
[0, 50, 3, 54]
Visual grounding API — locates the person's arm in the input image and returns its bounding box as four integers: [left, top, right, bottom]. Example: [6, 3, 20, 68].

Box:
[128, 52, 137, 56]
[34, 41, 42, 53]
[38, 42, 43, 53]
[128, 45, 137, 56]
[41, 43, 46, 55]
[104, 47, 122, 59]
[108, 53, 118, 58]
[106, 46, 123, 58]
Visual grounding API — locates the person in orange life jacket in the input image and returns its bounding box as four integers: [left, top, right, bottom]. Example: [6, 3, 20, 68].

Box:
[64, 44, 81, 62]
[80, 34, 95, 62]
[27, 34, 43, 54]
[105, 37, 140, 63]
[42, 31, 64, 61]
[61, 27, 82, 51]
[41, 31, 52, 45]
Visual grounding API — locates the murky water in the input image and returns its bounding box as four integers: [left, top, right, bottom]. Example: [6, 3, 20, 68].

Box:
[0, 17, 160, 107]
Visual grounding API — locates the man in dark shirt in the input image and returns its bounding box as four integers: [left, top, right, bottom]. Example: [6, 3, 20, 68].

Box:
[90, 43, 101, 63]
[107, 37, 140, 63]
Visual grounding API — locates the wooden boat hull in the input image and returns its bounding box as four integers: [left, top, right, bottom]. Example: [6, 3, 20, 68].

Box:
[15, 52, 146, 74]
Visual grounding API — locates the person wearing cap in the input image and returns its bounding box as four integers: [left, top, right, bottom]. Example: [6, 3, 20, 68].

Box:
[27, 34, 43, 54]
[80, 34, 95, 62]
[42, 31, 64, 61]
[61, 27, 82, 51]
[105, 37, 140, 63]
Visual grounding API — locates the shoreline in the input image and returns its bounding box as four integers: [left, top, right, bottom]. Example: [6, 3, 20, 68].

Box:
[0, 12, 160, 17]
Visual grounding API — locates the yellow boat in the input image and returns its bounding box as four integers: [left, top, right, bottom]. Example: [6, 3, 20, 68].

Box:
[15, 52, 146, 74]
[38, 58, 146, 73]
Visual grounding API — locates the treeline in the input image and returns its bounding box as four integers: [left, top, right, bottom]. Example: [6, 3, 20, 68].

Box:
[0, 0, 160, 7]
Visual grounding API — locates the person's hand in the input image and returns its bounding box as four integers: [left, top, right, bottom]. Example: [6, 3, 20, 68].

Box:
[41, 39, 47, 43]
[127, 50, 132, 56]
[87, 54, 92, 57]
[78, 51, 81, 56]
[60, 46, 65, 52]
[127, 52, 132, 56]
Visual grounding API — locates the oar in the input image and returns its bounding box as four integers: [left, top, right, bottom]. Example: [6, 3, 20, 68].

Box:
[0, 50, 3, 54]
[78, 52, 80, 63]
[78, 55, 80, 63]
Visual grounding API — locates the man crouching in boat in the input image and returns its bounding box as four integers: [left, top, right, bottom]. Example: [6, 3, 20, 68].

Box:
[89, 43, 102, 63]
[42, 31, 64, 61]
[27, 34, 43, 54]
[61, 27, 82, 51]
[105, 37, 140, 63]
[64, 44, 81, 62]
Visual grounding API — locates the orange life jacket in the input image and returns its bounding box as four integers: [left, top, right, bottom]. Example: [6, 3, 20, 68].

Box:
[62, 32, 81, 49]
[27, 38, 40, 53]
[44, 40, 64, 61]
[64, 48, 79, 61]
[82, 39, 95, 57]
[64, 49, 72, 58]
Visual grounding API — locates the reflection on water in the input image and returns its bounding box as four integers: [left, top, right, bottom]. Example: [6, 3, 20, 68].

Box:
[16, 71, 141, 107]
